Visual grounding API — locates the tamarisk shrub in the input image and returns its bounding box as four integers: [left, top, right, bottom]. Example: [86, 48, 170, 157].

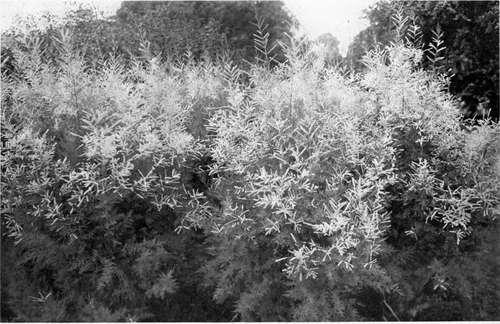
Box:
[1, 18, 499, 321]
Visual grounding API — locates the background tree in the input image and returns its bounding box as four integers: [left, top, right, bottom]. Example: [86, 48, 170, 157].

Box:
[1, 1, 296, 67]
[114, 1, 296, 63]
[315, 33, 342, 67]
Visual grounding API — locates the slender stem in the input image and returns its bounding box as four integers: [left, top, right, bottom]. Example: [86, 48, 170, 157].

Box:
[383, 299, 401, 322]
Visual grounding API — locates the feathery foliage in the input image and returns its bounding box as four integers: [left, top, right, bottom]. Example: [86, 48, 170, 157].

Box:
[1, 9, 499, 321]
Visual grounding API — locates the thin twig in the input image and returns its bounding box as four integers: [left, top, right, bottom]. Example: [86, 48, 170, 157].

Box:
[383, 299, 401, 321]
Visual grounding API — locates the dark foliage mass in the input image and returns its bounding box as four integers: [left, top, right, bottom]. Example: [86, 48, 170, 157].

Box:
[346, 0, 499, 121]
[1, 1, 499, 322]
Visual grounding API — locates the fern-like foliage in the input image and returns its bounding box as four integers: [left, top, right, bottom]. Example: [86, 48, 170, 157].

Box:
[426, 25, 446, 68]
[391, 5, 409, 43]
[252, 12, 278, 67]
[405, 19, 423, 48]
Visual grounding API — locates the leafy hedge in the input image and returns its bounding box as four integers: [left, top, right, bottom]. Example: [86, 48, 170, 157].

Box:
[1, 18, 499, 321]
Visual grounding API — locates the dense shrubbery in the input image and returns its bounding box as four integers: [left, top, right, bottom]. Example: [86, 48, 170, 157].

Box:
[1, 11, 499, 321]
